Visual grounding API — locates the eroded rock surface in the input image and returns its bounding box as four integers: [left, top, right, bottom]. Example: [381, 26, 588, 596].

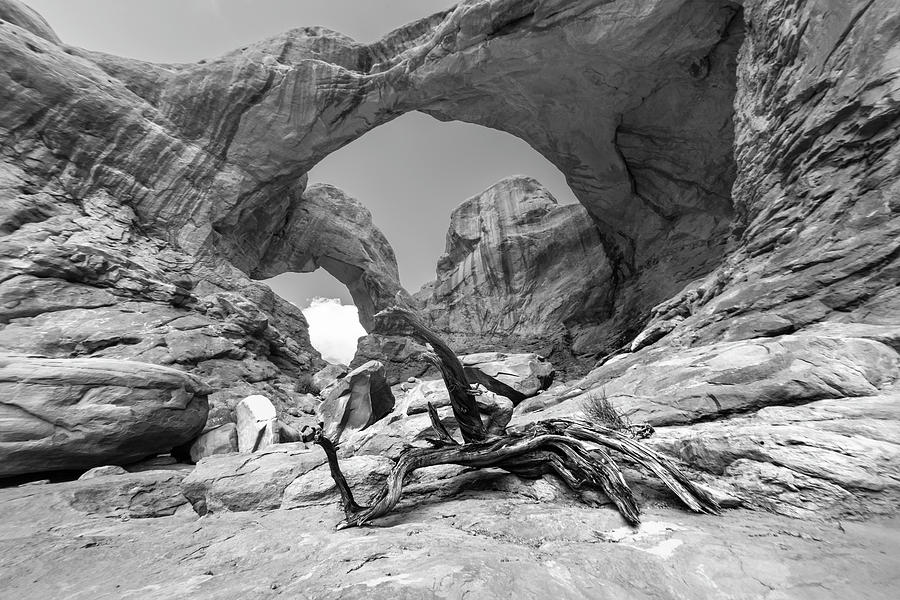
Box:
[181, 443, 324, 514]
[252, 184, 408, 330]
[317, 360, 395, 442]
[632, 0, 900, 350]
[651, 394, 900, 520]
[417, 177, 613, 366]
[0, 0, 746, 390]
[2, 470, 899, 599]
[1, 0, 899, 593]
[514, 327, 900, 519]
[0, 355, 209, 477]
[462, 351, 553, 401]
[234, 395, 278, 453]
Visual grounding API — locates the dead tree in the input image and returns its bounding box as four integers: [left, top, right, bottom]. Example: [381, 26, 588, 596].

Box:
[315, 307, 719, 529]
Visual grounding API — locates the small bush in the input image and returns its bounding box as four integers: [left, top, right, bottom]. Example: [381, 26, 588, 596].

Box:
[581, 389, 654, 439]
[295, 373, 320, 396]
[581, 389, 629, 431]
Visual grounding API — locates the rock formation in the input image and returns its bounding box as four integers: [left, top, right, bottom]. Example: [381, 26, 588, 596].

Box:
[0, 0, 897, 581]
[234, 395, 279, 453]
[0, 0, 744, 377]
[416, 177, 611, 368]
[3, 0, 894, 364]
[251, 183, 407, 330]
[0, 355, 209, 476]
[317, 360, 396, 442]
[460, 351, 554, 402]
[188, 423, 238, 463]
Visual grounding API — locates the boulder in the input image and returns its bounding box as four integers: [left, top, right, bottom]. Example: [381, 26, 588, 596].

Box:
[400, 379, 512, 434]
[475, 389, 514, 436]
[188, 423, 238, 463]
[78, 465, 128, 480]
[461, 351, 553, 402]
[180, 443, 325, 514]
[235, 395, 278, 453]
[277, 420, 303, 443]
[5, 468, 192, 519]
[281, 455, 394, 510]
[311, 363, 348, 393]
[67, 470, 191, 518]
[401, 379, 452, 415]
[317, 361, 395, 442]
[0, 354, 209, 477]
[350, 334, 433, 385]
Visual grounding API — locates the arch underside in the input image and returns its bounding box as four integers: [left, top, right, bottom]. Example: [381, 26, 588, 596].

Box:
[132, 0, 745, 361]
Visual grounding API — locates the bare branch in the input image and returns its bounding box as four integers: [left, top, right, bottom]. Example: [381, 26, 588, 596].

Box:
[312, 306, 722, 529]
[375, 307, 487, 443]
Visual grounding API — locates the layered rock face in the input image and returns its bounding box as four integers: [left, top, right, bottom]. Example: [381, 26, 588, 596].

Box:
[632, 0, 900, 350]
[0, 1, 330, 432]
[416, 176, 611, 367]
[0, 0, 745, 373]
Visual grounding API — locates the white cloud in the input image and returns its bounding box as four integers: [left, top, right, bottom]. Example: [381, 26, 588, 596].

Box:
[301, 297, 366, 365]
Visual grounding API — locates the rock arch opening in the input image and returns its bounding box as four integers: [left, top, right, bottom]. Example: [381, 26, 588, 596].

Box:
[3, 0, 747, 381]
[264, 270, 364, 366]
[224, 0, 747, 372]
[254, 111, 592, 371]
[305, 111, 580, 294]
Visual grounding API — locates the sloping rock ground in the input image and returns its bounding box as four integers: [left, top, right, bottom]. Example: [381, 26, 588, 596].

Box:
[515, 325, 900, 520]
[1, 463, 898, 599]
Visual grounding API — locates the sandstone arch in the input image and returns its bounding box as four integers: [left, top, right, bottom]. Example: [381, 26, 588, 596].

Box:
[250, 182, 406, 331]
[1, 0, 745, 360]
[3, 0, 896, 396]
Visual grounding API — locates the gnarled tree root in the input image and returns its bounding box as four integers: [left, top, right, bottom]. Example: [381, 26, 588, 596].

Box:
[314, 418, 720, 529]
[314, 306, 720, 529]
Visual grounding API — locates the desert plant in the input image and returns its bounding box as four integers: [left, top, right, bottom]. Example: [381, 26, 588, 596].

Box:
[314, 306, 714, 529]
[581, 389, 629, 431]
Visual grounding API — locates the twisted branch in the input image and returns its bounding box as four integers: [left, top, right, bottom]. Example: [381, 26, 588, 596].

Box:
[315, 306, 720, 528]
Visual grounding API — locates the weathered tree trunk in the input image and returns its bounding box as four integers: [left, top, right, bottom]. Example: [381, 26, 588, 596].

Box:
[315, 307, 720, 529]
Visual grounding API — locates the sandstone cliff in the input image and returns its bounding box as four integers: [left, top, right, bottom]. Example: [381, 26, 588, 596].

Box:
[416, 176, 610, 369]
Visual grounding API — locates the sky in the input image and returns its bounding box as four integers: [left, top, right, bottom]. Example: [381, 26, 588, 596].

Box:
[25, 0, 578, 359]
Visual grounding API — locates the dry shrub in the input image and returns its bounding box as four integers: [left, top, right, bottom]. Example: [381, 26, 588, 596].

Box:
[581, 389, 628, 430]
